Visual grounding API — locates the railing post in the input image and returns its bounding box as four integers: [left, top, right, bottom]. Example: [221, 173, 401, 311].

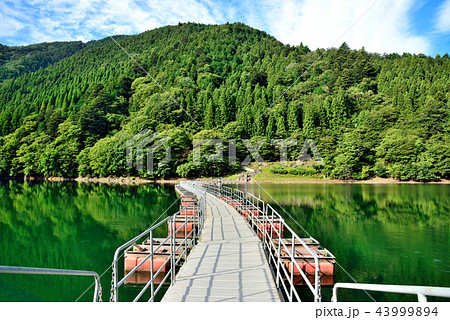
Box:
[332, 286, 338, 302]
[171, 216, 175, 285]
[290, 233, 295, 301]
[150, 229, 154, 301]
[417, 293, 427, 302]
[269, 205, 274, 250]
[276, 224, 281, 288]
[315, 255, 321, 302]
[184, 207, 187, 261]
[193, 204, 197, 244]
[113, 256, 118, 302]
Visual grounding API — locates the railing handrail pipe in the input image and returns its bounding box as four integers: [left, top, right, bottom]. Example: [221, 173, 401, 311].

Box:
[112, 214, 173, 301]
[332, 283, 450, 302]
[112, 183, 206, 302]
[265, 203, 321, 300]
[0, 265, 102, 302]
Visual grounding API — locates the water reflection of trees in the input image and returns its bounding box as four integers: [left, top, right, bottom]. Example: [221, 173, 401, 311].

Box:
[246, 184, 449, 227]
[0, 181, 177, 301]
[245, 183, 450, 299]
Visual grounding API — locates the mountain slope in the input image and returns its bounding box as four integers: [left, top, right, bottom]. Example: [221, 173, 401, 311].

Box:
[0, 22, 448, 181]
[0, 36, 130, 84]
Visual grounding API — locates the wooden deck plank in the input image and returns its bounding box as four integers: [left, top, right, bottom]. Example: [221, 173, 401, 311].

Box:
[162, 193, 280, 302]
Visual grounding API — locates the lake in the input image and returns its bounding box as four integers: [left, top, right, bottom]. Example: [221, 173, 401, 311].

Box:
[0, 181, 448, 302]
[0, 180, 178, 302]
[235, 183, 450, 301]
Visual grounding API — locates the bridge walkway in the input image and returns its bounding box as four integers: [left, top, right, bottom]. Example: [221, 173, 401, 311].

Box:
[162, 193, 280, 302]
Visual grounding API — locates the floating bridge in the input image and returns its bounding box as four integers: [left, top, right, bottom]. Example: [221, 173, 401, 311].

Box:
[162, 189, 280, 302]
[111, 181, 335, 302]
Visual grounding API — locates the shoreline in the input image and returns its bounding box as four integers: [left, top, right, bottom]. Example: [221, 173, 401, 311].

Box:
[1, 176, 449, 185]
[0, 176, 181, 185]
[251, 177, 450, 184]
[74, 176, 181, 185]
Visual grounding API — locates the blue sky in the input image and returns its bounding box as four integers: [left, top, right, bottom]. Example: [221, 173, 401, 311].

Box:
[0, 0, 449, 56]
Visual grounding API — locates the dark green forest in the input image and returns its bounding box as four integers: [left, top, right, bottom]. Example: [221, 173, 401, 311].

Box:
[0, 23, 449, 181]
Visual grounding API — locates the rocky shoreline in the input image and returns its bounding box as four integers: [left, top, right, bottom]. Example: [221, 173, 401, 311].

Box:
[1, 175, 181, 185]
[2, 175, 449, 185]
[74, 176, 181, 185]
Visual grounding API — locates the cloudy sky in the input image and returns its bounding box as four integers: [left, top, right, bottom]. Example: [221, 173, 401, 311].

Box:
[1, 0, 449, 56]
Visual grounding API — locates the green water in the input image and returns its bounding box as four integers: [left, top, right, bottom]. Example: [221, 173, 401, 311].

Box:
[1, 181, 449, 302]
[237, 183, 450, 301]
[0, 180, 178, 302]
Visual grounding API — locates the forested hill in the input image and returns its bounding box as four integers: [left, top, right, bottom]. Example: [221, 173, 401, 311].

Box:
[0, 22, 449, 181]
[0, 36, 129, 83]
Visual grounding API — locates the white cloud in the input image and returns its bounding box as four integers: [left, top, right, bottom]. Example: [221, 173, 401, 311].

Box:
[0, 0, 225, 45]
[78, 0, 224, 35]
[256, 0, 431, 54]
[436, 0, 450, 32]
[0, 0, 432, 55]
[0, 12, 25, 38]
[0, 1, 29, 40]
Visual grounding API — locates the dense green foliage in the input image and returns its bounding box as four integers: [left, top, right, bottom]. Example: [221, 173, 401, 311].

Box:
[0, 23, 449, 181]
[0, 42, 82, 82]
[0, 36, 129, 83]
[270, 165, 318, 176]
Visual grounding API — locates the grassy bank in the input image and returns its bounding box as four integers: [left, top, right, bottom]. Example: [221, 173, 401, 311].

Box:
[222, 166, 450, 184]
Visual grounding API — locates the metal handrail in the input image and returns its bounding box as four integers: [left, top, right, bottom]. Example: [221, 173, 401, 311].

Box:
[111, 215, 171, 301]
[201, 183, 322, 302]
[110, 184, 206, 302]
[244, 191, 321, 301]
[264, 203, 322, 298]
[332, 283, 450, 302]
[0, 265, 102, 302]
